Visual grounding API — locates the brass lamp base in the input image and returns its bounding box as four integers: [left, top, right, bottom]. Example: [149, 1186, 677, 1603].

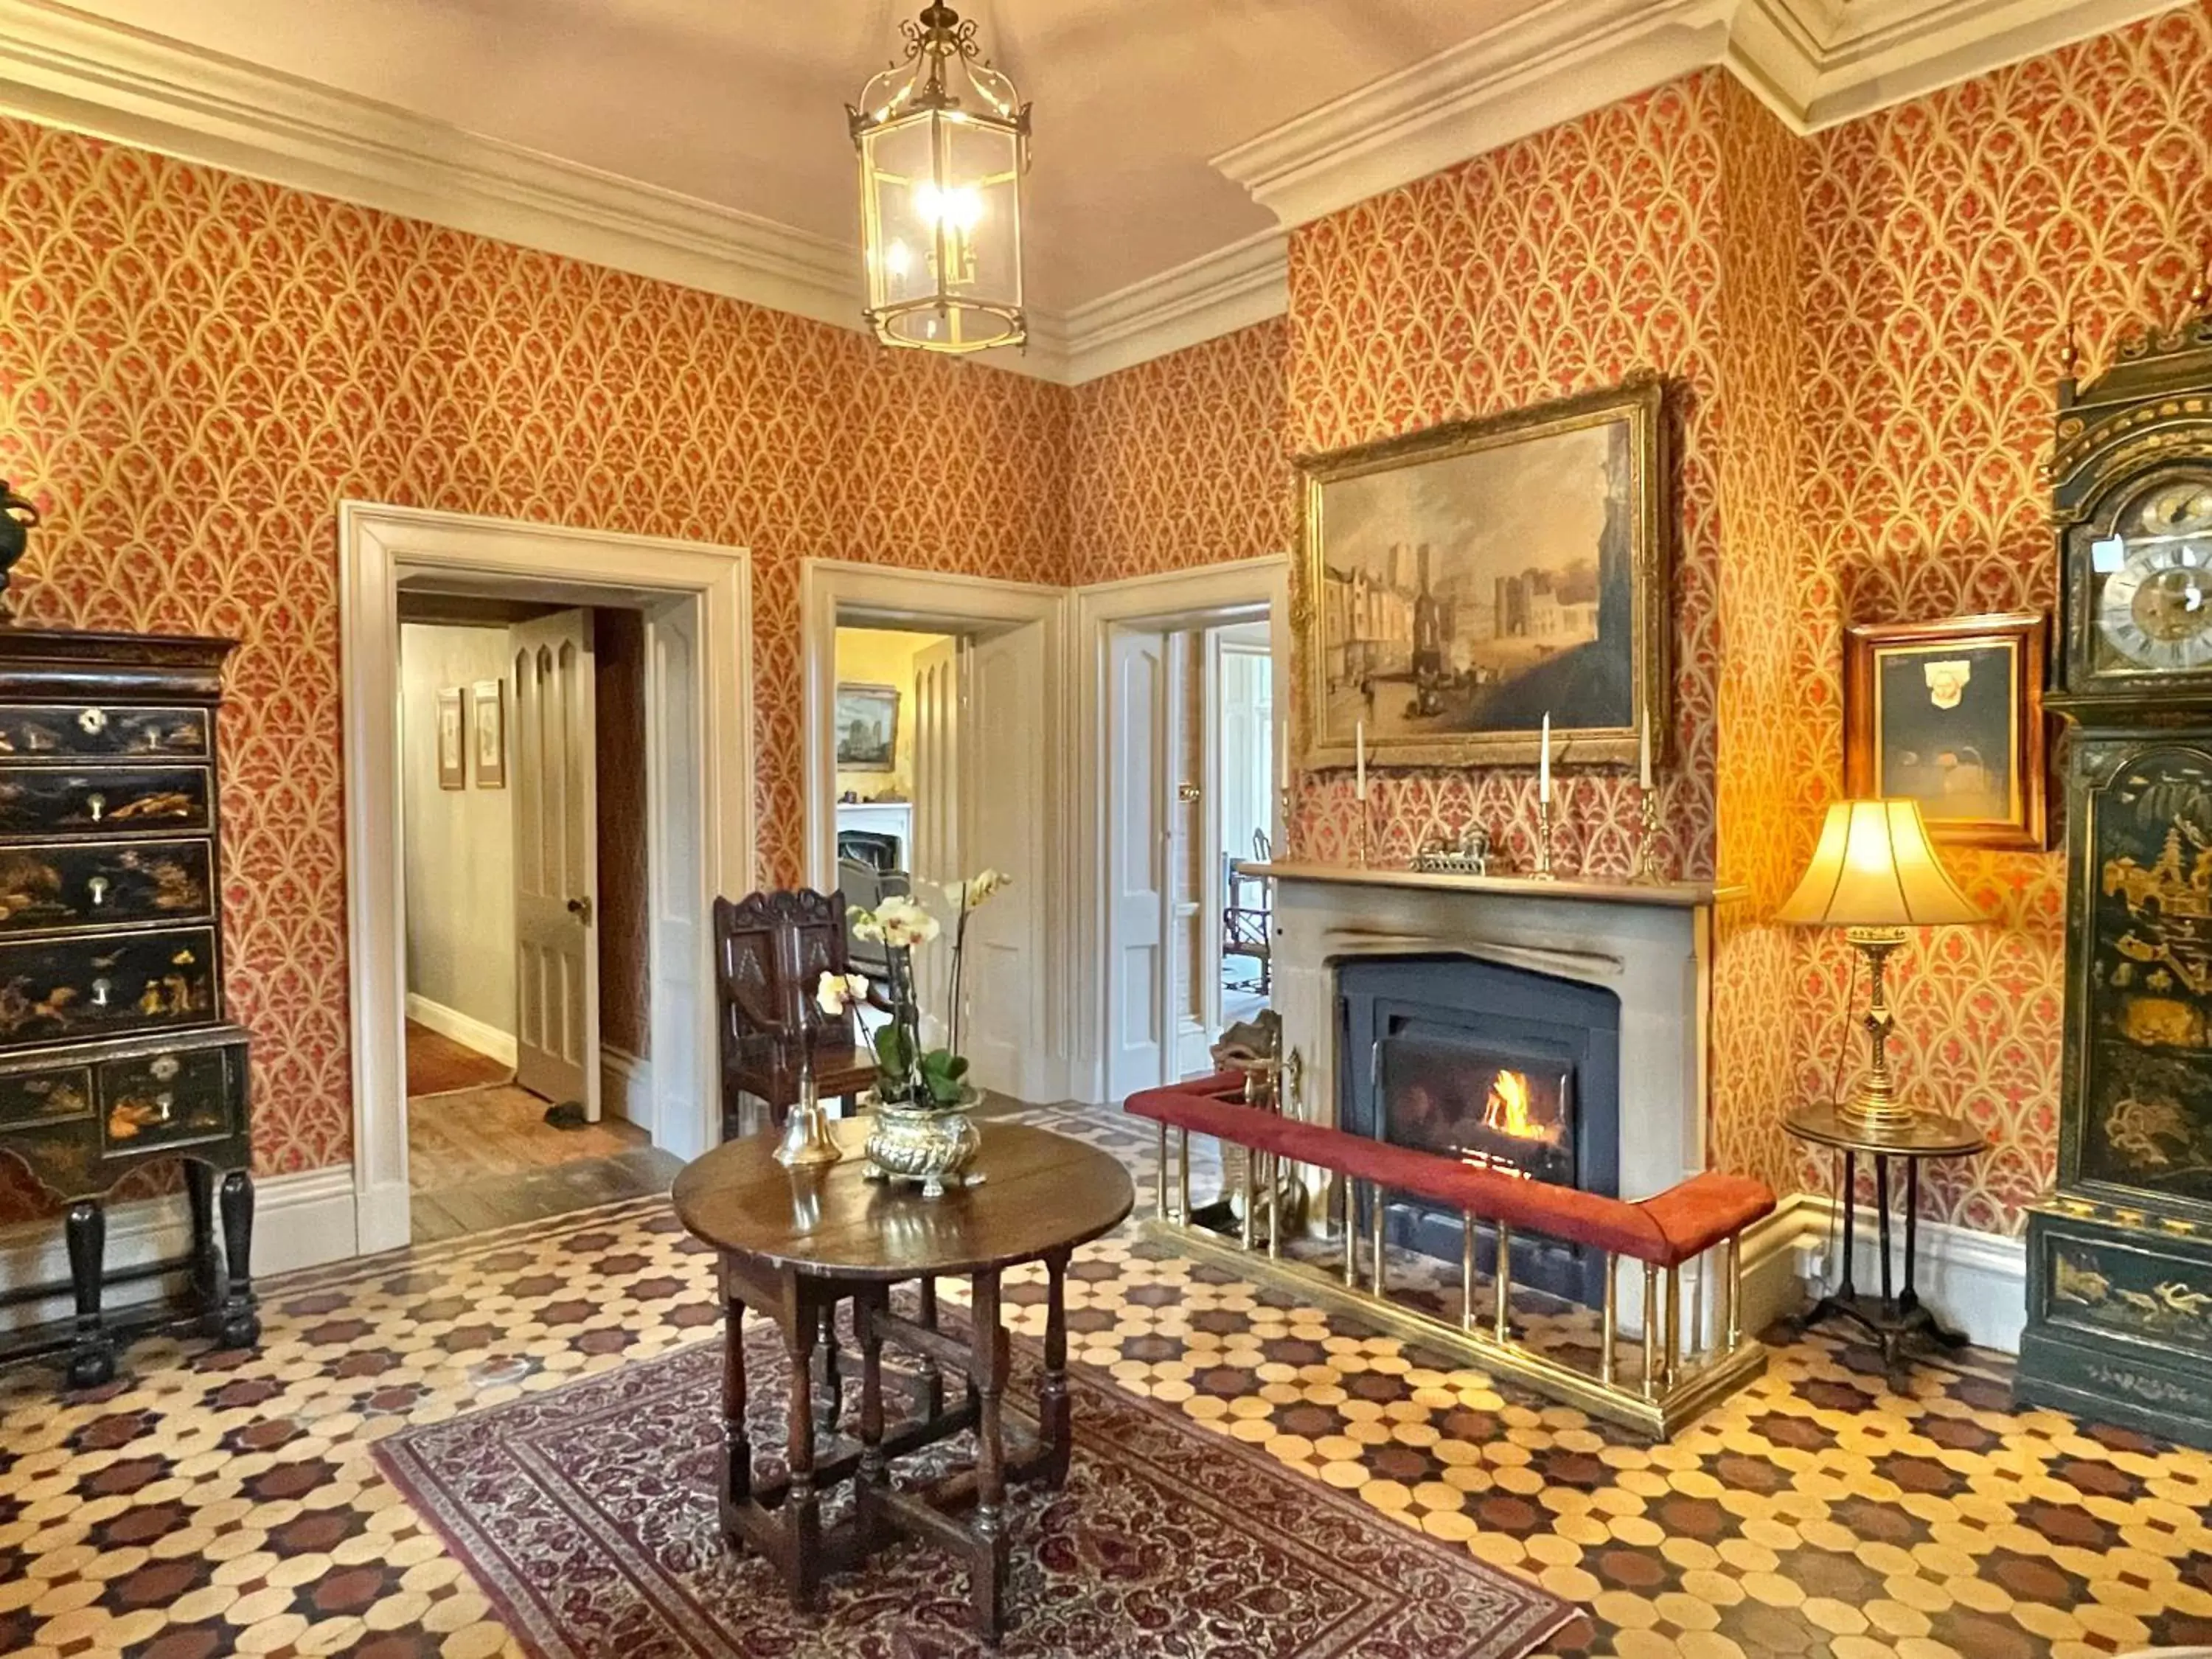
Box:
[1837, 924, 1921, 1137]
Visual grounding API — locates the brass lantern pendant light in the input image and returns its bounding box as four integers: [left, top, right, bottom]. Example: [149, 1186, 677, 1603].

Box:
[849, 3, 1030, 354]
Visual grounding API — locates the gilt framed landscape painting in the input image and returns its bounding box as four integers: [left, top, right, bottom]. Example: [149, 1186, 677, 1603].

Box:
[1297, 376, 1669, 770]
[835, 683, 900, 772]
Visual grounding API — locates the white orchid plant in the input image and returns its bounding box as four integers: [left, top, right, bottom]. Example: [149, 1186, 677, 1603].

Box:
[818, 869, 1010, 1110]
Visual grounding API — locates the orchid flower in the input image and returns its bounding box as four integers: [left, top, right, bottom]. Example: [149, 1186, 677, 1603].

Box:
[815, 970, 869, 1018]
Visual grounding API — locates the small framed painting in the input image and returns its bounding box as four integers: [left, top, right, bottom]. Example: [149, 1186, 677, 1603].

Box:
[835, 683, 900, 771]
[1845, 611, 2048, 850]
[436, 687, 467, 790]
[473, 678, 507, 789]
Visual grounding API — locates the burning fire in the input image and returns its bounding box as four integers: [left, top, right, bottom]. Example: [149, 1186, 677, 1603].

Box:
[1482, 1070, 1544, 1140]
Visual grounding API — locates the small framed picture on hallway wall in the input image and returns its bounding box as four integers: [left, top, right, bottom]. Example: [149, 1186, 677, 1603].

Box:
[473, 678, 507, 789]
[1845, 611, 2048, 850]
[436, 686, 467, 790]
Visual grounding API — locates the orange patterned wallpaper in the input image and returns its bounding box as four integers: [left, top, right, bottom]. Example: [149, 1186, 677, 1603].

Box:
[1781, 1, 2212, 1231]
[0, 116, 1071, 1204]
[1283, 72, 1730, 882]
[1065, 319, 1293, 588]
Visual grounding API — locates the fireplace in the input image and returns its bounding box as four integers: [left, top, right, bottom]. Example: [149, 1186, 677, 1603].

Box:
[1338, 955, 1620, 1304]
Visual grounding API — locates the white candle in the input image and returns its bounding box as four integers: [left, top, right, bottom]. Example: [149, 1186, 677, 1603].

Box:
[1279, 733, 1290, 793]
[1639, 711, 1652, 791]
[1354, 720, 1367, 802]
[1539, 713, 1551, 804]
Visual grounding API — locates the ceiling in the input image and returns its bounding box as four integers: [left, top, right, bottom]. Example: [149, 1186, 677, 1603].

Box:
[57, 0, 1546, 314]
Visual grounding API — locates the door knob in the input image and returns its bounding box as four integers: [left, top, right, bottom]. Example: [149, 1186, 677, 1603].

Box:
[1176, 782, 1202, 804]
[566, 895, 594, 926]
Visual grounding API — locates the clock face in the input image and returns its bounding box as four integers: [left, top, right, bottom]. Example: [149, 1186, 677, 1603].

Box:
[2091, 479, 2212, 675]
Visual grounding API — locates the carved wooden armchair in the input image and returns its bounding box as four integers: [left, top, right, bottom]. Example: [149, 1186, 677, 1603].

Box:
[712, 888, 884, 1139]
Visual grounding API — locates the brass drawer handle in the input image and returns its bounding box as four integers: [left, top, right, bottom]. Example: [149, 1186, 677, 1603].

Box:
[91, 975, 111, 1008]
[150, 1054, 180, 1082]
[77, 708, 108, 735]
[87, 874, 108, 908]
[86, 791, 106, 823]
[151, 1090, 174, 1123]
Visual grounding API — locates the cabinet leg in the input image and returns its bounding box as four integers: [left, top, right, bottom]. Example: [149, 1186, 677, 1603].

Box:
[65, 1200, 116, 1389]
[215, 1169, 260, 1349]
[185, 1161, 222, 1335]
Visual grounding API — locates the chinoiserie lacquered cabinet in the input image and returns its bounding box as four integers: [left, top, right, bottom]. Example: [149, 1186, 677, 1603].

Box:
[0, 627, 258, 1387]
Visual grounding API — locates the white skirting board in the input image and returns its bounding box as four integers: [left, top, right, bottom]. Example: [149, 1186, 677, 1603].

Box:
[602, 1046, 652, 1127]
[0, 1165, 360, 1335]
[1739, 1192, 2029, 1354]
[404, 991, 519, 1068]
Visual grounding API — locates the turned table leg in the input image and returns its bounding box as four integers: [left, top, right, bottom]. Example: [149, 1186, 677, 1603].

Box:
[64, 1199, 114, 1388]
[1040, 1250, 1072, 1488]
[781, 1277, 823, 1613]
[856, 1284, 888, 1553]
[969, 1268, 1010, 1641]
[719, 1267, 751, 1540]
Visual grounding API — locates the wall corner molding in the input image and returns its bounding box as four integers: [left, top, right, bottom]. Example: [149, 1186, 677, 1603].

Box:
[1210, 0, 1741, 231]
[1059, 232, 1290, 386]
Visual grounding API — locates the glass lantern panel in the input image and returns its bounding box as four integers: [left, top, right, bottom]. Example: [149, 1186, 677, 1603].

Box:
[861, 116, 941, 310]
[941, 116, 1022, 307]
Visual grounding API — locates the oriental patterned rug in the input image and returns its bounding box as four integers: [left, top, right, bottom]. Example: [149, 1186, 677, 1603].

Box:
[375, 1319, 1574, 1659]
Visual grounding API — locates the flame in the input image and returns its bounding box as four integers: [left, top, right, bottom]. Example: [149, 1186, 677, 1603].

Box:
[1482, 1070, 1543, 1139]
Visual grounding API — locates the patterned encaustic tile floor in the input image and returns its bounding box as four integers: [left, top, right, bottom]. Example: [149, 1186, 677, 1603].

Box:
[3, 1100, 2211, 1659]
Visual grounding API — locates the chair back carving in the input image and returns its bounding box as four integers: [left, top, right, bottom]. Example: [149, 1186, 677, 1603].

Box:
[712, 889, 866, 1120]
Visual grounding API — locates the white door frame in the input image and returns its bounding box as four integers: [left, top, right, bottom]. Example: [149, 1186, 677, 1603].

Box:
[1072, 556, 1290, 1103]
[799, 559, 1071, 1101]
[341, 504, 756, 1255]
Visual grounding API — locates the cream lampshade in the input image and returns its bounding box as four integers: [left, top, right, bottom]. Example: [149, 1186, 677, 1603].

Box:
[1776, 799, 1985, 1135]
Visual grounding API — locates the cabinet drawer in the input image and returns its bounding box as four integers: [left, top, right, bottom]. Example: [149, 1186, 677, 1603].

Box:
[0, 766, 212, 839]
[0, 705, 209, 762]
[98, 1043, 237, 1152]
[0, 926, 220, 1046]
[0, 1063, 93, 1130]
[0, 841, 215, 933]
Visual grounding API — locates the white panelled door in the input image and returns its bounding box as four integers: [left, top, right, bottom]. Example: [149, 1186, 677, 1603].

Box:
[959, 625, 1044, 1099]
[1105, 627, 1169, 1102]
[909, 636, 964, 1014]
[510, 608, 601, 1116]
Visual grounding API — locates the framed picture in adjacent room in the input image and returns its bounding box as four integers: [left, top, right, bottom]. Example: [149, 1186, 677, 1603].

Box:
[1845, 611, 2048, 849]
[1297, 375, 1670, 770]
[436, 686, 467, 790]
[835, 682, 900, 771]
[473, 678, 507, 789]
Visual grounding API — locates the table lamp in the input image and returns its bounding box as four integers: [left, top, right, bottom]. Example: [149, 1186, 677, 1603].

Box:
[1775, 799, 1985, 1135]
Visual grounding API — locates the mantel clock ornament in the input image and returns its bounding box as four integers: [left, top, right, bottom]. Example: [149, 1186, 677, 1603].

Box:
[2019, 265, 2212, 1447]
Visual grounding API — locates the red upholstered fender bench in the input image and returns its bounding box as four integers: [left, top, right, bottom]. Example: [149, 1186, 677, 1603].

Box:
[1124, 1076, 1778, 1436]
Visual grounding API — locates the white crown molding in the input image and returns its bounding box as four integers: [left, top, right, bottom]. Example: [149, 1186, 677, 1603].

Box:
[1211, 0, 1741, 230]
[1059, 229, 1290, 386]
[0, 0, 2191, 387]
[1729, 0, 2194, 132]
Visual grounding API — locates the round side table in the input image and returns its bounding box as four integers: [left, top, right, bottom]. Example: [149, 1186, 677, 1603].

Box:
[1784, 1103, 1989, 1383]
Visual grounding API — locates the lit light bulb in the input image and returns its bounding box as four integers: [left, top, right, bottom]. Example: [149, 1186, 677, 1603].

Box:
[884, 240, 912, 279]
[911, 180, 984, 231]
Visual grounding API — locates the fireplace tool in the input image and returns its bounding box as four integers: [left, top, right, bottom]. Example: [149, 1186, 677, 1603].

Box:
[1197, 1012, 1309, 1242]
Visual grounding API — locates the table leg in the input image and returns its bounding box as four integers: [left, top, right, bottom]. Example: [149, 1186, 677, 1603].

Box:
[1040, 1250, 1072, 1488]
[1902, 1161, 1921, 1315]
[857, 1284, 888, 1554]
[818, 1301, 844, 1435]
[1837, 1150, 1858, 1301]
[184, 1160, 222, 1335]
[917, 1276, 945, 1419]
[969, 1268, 1010, 1641]
[1875, 1156, 1893, 1309]
[781, 1277, 822, 1613]
[64, 1200, 114, 1389]
[720, 1273, 751, 1539]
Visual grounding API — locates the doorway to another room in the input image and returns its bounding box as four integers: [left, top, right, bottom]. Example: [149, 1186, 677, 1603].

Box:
[396, 595, 678, 1243]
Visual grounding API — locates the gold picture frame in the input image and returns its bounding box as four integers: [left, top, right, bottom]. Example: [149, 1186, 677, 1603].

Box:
[1296, 375, 1671, 771]
[473, 678, 507, 789]
[435, 686, 467, 790]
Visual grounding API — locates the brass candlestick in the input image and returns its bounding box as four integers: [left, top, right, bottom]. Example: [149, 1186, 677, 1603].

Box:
[1631, 785, 1663, 884]
[1533, 796, 1558, 880]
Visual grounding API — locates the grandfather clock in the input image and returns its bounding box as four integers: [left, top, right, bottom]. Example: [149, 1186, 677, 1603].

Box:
[2018, 276, 2212, 1444]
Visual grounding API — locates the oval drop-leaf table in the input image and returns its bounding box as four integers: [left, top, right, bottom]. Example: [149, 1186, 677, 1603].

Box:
[672, 1117, 1135, 1642]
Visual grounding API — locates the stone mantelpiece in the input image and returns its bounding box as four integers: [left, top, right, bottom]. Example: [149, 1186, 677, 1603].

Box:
[1247, 862, 1736, 1210]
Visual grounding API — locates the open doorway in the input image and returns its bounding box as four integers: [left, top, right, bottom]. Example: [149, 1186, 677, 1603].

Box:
[395, 594, 678, 1242]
